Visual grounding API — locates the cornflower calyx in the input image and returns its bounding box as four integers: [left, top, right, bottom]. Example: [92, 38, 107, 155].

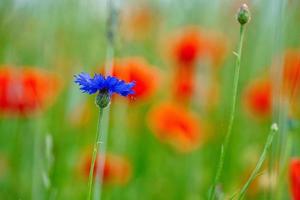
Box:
[95, 89, 111, 108]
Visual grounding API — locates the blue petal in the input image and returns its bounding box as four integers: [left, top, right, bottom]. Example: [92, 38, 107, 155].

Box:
[105, 76, 119, 90]
[74, 73, 98, 94]
[111, 79, 136, 96]
[92, 74, 106, 90]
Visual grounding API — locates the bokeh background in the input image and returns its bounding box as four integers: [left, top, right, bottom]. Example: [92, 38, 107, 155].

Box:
[0, 0, 300, 199]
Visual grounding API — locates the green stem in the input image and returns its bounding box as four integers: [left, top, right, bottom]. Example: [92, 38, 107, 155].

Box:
[275, 131, 293, 199]
[93, 108, 110, 199]
[87, 109, 103, 200]
[209, 25, 245, 200]
[236, 123, 278, 199]
[92, 1, 116, 199]
[32, 120, 42, 200]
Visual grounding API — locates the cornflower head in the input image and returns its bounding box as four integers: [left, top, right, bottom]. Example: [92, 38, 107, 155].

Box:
[74, 72, 135, 108]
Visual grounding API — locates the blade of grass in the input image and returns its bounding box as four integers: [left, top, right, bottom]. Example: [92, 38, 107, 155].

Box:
[235, 123, 278, 200]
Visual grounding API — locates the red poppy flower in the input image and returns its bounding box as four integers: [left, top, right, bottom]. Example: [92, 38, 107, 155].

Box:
[167, 27, 228, 68]
[169, 27, 202, 67]
[289, 158, 300, 200]
[243, 78, 272, 117]
[148, 102, 202, 152]
[0, 66, 60, 116]
[110, 57, 159, 101]
[82, 153, 132, 185]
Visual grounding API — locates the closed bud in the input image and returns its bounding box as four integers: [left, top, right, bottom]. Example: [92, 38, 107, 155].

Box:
[271, 123, 279, 132]
[95, 90, 111, 108]
[237, 4, 251, 25]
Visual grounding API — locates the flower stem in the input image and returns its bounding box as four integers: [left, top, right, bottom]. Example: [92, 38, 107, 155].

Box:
[209, 25, 246, 200]
[87, 109, 103, 200]
[92, 1, 117, 199]
[236, 123, 278, 199]
[32, 121, 41, 200]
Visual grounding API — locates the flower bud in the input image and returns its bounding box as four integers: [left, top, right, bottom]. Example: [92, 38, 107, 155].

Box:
[95, 90, 111, 108]
[237, 4, 251, 25]
[271, 123, 279, 132]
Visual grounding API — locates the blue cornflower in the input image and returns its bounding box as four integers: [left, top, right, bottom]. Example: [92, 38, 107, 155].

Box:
[74, 72, 135, 108]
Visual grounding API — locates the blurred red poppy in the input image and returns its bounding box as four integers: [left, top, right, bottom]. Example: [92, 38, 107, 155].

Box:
[170, 28, 202, 67]
[109, 57, 159, 101]
[243, 78, 272, 117]
[148, 102, 202, 152]
[166, 27, 228, 68]
[82, 153, 132, 185]
[0, 66, 60, 117]
[290, 158, 300, 200]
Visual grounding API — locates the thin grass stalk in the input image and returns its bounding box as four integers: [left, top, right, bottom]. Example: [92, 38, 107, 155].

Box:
[209, 24, 246, 200]
[268, 0, 286, 198]
[236, 123, 278, 199]
[31, 83, 48, 200]
[275, 132, 293, 199]
[10, 118, 21, 197]
[32, 121, 40, 200]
